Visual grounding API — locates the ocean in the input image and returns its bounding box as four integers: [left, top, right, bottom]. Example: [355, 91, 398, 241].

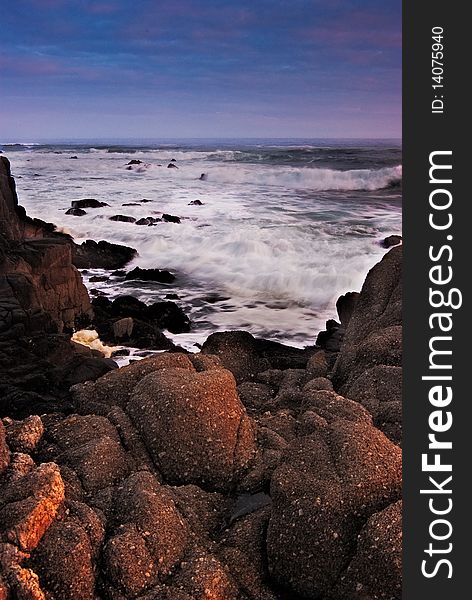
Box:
[2, 139, 402, 350]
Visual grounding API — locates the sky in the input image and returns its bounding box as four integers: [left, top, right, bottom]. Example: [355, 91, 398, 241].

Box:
[0, 0, 401, 140]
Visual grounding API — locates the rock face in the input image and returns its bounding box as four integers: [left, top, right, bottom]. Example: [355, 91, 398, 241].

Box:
[0, 157, 92, 335]
[332, 246, 402, 444]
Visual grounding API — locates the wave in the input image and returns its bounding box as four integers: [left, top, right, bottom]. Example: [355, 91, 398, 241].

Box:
[201, 164, 402, 191]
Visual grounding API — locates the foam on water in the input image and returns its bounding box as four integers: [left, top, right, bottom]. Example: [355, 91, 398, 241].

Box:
[5, 140, 402, 348]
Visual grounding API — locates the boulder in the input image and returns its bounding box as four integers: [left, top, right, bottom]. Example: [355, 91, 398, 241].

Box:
[109, 215, 136, 223]
[328, 501, 402, 600]
[71, 199, 108, 209]
[65, 207, 86, 216]
[162, 213, 181, 223]
[382, 234, 402, 248]
[125, 267, 175, 283]
[72, 239, 138, 270]
[127, 367, 256, 490]
[267, 420, 401, 598]
[72, 353, 194, 411]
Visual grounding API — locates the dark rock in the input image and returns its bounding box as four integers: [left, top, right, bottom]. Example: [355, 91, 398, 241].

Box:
[108, 215, 136, 223]
[189, 199, 204, 205]
[140, 198, 152, 203]
[125, 267, 175, 283]
[136, 216, 159, 225]
[122, 202, 141, 206]
[146, 301, 191, 333]
[382, 234, 402, 248]
[71, 199, 108, 209]
[72, 240, 137, 270]
[336, 291, 360, 328]
[65, 207, 86, 216]
[88, 275, 108, 282]
[165, 293, 180, 300]
[162, 213, 181, 223]
[126, 159, 142, 165]
[167, 163, 179, 169]
[69, 156, 78, 159]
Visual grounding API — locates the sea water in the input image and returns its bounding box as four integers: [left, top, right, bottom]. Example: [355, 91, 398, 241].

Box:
[2, 139, 402, 350]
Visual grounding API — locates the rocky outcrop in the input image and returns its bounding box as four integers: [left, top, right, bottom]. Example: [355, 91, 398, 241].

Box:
[0, 157, 92, 335]
[0, 157, 116, 417]
[332, 246, 402, 444]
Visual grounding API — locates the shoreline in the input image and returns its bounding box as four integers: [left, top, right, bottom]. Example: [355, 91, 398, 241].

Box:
[0, 154, 402, 600]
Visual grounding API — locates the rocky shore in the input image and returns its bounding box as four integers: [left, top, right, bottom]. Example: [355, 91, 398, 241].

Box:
[0, 156, 402, 600]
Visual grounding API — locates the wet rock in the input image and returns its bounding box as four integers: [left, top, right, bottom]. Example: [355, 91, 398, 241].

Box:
[382, 234, 402, 248]
[72, 239, 138, 270]
[126, 159, 142, 165]
[146, 301, 191, 333]
[127, 367, 256, 491]
[162, 213, 181, 223]
[109, 215, 136, 223]
[167, 163, 178, 169]
[65, 207, 86, 216]
[136, 217, 159, 226]
[336, 291, 360, 328]
[189, 199, 204, 205]
[125, 267, 176, 283]
[71, 199, 108, 209]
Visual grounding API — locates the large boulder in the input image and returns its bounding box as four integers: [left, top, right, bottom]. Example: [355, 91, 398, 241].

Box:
[127, 367, 256, 490]
[72, 239, 137, 270]
[266, 420, 402, 598]
[328, 501, 402, 600]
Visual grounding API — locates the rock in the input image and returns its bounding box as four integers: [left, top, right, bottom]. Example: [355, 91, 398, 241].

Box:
[72, 353, 194, 410]
[32, 520, 95, 600]
[306, 351, 329, 378]
[71, 199, 108, 209]
[146, 301, 190, 333]
[104, 524, 158, 596]
[113, 472, 188, 577]
[88, 275, 108, 282]
[302, 376, 334, 392]
[126, 159, 142, 165]
[189, 199, 204, 205]
[167, 163, 178, 169]
[70, 155, 78, 159]
[122, 202, 141, 206]
[65, 207, 86, 216]
[336, 291, 360, 328]
[109, 215, 136, 223]
[109, 295, 147, 317]
[333, 247, 402, 393]
[382, 234, 402, 248]
[125, 267, 176, 283]
[267, 420, 401, 598]
[316, 319, 345, 352]
[72, 239, 138, 270]
[201, 331, 263, 384]
[0, 463, 65, 551]
[0, 422, 10, 475]
[328, 501, 402, 600]
[4, 415, 44, 453]
[136, 217, 159, 225]
[127, 367, 256, 490]
[162, 213, 181, 223]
